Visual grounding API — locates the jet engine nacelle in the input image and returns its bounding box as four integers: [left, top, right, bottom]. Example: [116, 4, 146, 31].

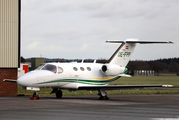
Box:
[101, 64, 125, 76]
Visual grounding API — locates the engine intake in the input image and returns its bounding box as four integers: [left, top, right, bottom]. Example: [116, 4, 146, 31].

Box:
[101, 64, 125, 76]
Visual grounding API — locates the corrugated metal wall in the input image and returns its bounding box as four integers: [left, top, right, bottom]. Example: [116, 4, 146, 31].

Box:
[0, 0, 20, 68]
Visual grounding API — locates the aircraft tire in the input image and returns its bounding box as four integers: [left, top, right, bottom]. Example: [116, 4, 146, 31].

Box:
[56, 90, 63, 98]
[32, 91, 39, 99]
[99, 96, 109, 100]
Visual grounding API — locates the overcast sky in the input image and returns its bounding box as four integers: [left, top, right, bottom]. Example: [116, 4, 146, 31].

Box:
[21, 0, 179, 60]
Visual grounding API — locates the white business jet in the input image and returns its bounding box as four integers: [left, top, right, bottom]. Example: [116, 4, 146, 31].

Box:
[4, 39, 173, 100]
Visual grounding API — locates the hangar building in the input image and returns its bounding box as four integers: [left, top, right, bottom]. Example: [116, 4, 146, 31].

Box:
[0, 0, 21, 96]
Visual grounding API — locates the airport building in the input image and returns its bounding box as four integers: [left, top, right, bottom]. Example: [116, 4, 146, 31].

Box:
[0, 0, 21, 96]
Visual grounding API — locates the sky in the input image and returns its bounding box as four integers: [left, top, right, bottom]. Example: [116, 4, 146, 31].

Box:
[21, 0, 179, 60]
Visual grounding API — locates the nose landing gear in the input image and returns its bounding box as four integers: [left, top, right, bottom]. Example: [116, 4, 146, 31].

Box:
[30, 91, 41, 100]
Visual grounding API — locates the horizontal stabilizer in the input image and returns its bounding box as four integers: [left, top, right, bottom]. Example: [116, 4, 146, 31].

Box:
[3, 79, 17, 83]
[107, 39, 173, 67]
[78, 85, 173, 90]
[106, 40, 173, 44]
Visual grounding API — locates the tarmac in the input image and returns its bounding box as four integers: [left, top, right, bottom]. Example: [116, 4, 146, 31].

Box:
[0, 95, 179, 120]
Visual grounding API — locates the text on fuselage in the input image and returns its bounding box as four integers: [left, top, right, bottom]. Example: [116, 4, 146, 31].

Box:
[118, 52, 131, 57]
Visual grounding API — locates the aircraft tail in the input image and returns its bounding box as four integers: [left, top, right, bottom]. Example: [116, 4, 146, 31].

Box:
[107, 38, 173, 67]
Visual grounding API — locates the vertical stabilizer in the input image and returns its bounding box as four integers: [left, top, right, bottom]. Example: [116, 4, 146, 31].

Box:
[107, 39, 173, 67]
[107, 39, 138, 67]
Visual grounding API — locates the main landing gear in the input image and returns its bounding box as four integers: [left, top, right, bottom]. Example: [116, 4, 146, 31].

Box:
[56, 89, 63, 98]
[30, 91, 41, 100]
[50, 88, 63, 99]
[98, 89, 109, 100]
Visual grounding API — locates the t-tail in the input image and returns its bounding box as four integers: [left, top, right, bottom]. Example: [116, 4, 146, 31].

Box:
[107, 38, 173, 67]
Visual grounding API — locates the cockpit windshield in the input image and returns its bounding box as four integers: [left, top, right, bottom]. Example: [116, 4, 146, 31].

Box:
[35, 64, 45, 70]
[41, 64, 57, 73]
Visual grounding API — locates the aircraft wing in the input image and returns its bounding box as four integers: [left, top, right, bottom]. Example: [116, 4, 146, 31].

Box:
[3, 79, 17, 83]
[119, 74, 131, 77]
[78, 85, 173, 90]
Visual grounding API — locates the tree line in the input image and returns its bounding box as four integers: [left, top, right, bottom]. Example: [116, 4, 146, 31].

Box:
[128, 58, 179, 76]
[21, 56, 179, 75]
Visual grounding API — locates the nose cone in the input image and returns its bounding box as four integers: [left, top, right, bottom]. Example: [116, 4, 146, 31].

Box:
[17, 70, 55, 87]
[17, 73, 34, 86]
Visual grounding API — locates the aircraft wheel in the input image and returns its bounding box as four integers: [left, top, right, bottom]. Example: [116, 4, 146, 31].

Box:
[56, 90, 63, 98]
[33, 91, 39, 98]
[31, 91, 41, 100]
[98, 90, 109, 100]
[99, 96, 103, 100]
[104, 96, 109, 100]
[98, 96, 109, 100]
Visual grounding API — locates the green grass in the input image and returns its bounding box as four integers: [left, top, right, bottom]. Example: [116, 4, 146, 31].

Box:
[111, 76, 179, 87]
[18, 76, 179, 96]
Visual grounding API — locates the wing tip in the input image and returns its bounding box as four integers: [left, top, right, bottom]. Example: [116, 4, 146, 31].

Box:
[3, 79, 17, 83]
[169, 41, 174, 44]
[162, 85, 173, 87]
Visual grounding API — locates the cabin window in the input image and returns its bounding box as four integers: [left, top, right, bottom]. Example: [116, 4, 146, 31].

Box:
[58, 67, 63, 74]
[80, 67, 84, 71]
[87, 67, 91, 71]
[42, 64, 57, 73]
[73, 67, 78, 71]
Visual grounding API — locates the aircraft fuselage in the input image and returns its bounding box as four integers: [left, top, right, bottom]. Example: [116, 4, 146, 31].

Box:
[17, 63, 122, 89]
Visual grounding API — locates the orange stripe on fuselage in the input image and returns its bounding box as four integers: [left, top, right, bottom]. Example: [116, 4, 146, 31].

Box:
[90, 76, 116, 80]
